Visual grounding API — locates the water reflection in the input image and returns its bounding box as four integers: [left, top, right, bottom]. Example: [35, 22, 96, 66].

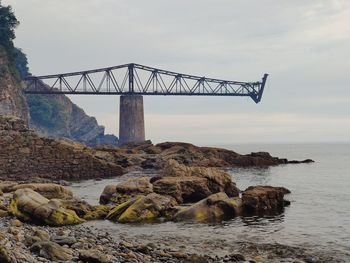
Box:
[228, 166, 273, 190]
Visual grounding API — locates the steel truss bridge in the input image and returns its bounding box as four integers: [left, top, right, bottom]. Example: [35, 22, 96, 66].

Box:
[24, 63, 268, 103]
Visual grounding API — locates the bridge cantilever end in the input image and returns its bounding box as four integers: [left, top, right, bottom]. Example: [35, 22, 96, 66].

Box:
[255, 73, 269, 103]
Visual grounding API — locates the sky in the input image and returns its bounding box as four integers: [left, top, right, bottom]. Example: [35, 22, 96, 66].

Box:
[4, 0, 350, 144]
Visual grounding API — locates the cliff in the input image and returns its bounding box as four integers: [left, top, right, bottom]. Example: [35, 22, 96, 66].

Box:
[26, 86, 119, 146]
[0, 46, 28, 123]
[0, 46, 118, 146]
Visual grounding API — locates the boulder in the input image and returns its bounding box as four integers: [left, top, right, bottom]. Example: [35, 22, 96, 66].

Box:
[174, 192, 242, 222]
[0, 246, 14, 263]
[107, 193, 177, 223]
[51, 236, 77, 246]
[152, 176, 213, 203]
[100, 177, 153, 205]
[0, 209, 8, 218]
[60, 197, 111, 220]
[242, 186, 291, 215]
[9, 188, 84, 226]
[79, 249, 112, 263]
[7, 183, 73, 199]
[152, 160, 239, 203]
[0, 181, 17, 193]
[30, 241, 73, 262]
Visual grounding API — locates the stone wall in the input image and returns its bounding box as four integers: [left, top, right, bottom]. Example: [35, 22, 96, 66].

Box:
[0, 115, 124, 181]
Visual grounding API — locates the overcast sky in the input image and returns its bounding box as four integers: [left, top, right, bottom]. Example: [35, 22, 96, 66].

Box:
[5, 0, 350, 144]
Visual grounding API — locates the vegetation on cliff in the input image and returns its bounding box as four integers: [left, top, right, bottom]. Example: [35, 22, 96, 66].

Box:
[0, 1, 18, 56]
[26, 94, 67, 129]
[0, 1, 29, 80]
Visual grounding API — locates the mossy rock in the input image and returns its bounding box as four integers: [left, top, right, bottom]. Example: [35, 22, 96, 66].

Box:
[61, 198, 111, 221]
[0, 209, 8, 218]
[107, 198, 138, 221]
[9, 188, 84, 226]
[0, 246, 12, 263]
[107, 193, 177, 223]
[100, 177, 153, 205]
[83, 205, 112, 220]
[174, 192, 242, 223]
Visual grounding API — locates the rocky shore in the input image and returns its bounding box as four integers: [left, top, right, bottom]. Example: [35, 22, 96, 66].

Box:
[2, 215, 338, 263]
[0, 115, 313, 182]
[0, 114, 320, 262]
[0, 159, 308, 263]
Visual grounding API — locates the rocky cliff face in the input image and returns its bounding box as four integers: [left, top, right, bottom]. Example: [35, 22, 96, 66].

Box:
[0, 43, 117, 146]
[27, 88, 118, 146]
[0, 47, 28, 123]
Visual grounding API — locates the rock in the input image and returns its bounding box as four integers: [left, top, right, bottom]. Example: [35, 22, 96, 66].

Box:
[9, 188, 84, 226]
[242, 186, 291, 215]
[184, 254, 210, 263]
[0, 181, 17, 193]
[8, 183, 73, 199]
[288, 159, 315, 164]
[61, 197, 111, 220]
[100, 177, 153, 205]
[0, 47, 29, 124]
[0, 209, 8, 217]
[152, 160, 239, 203]
[30, 241, 73, 261]
[51, 235, 77, 246]
[9, 219, 22, 227]
[156, 142, 292, 167]
[107, 193, 177, 223]
[174, 192, 242, 222]
[0, 246, 13, 263]
[83, 205, 111, 220]
[33, 229, 50, 241]
[152, 176, 213, 203]
[79, 249, 112, 263]
[228, 253, 245, 261]
[99, 185, 117, 205]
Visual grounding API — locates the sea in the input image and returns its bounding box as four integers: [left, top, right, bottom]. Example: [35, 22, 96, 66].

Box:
[71, 143, 350, 262]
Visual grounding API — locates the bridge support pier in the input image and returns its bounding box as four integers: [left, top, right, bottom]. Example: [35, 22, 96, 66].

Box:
[119, 95, 145, 145]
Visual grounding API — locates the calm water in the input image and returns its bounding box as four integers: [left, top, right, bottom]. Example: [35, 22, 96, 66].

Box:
[71, 143, 350, 261]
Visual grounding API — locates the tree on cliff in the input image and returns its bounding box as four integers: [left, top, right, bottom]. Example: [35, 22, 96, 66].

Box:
[0, 0, 19, 52]
[0, 1, 29, 78]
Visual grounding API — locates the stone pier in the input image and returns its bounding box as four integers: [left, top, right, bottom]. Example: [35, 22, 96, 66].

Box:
[119, 95, 145, 145]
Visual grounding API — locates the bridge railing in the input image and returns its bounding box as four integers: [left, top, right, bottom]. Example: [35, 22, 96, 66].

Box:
[24, 63, 268, 103]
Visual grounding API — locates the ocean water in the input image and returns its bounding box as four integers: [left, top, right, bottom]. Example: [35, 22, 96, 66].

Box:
[71, 143, 350, 261]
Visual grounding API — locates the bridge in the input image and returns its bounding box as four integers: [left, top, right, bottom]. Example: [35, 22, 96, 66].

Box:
[24, 63, 268, 144]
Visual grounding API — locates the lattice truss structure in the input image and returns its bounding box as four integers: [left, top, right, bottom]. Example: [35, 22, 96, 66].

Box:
[25, 63, 268, 103]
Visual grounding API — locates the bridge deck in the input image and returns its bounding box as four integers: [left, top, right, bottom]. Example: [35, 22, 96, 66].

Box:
[24, 63, 268, 103]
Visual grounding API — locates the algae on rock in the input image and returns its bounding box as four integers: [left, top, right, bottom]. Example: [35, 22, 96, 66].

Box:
[9, 188, 84, 226]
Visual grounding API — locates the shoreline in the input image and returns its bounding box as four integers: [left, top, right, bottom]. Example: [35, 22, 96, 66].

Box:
[1, 215, 344, 263]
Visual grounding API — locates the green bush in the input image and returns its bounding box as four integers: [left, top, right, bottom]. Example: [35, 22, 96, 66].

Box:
[26, 95, 66, 129]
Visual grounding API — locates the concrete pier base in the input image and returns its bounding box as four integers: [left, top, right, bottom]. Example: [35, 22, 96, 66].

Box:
[119, 95, 145, 145]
